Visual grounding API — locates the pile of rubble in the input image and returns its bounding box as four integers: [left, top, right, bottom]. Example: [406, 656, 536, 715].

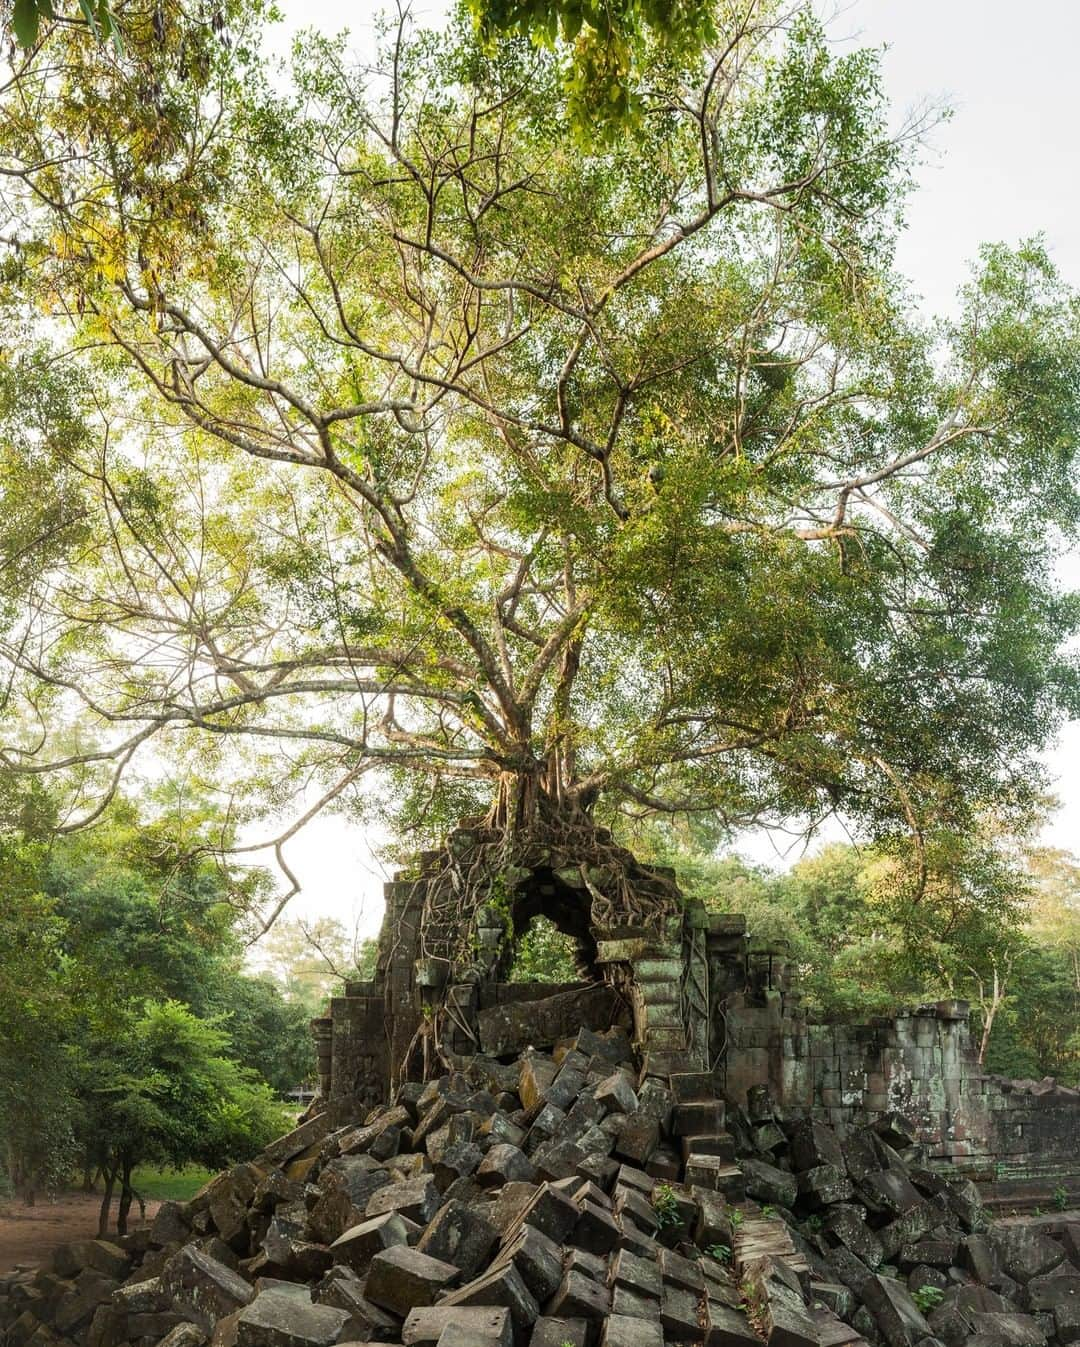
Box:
[3, 1025, 1080, 1347]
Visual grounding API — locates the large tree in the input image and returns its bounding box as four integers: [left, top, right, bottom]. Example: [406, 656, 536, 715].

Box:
[1, 0, 1079, 922]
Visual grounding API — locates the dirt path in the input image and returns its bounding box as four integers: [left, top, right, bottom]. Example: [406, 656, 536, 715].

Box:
[0, 1192, 162, 1274]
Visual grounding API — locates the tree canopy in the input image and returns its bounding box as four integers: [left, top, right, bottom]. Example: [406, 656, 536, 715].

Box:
[0, 0, 1078, 914]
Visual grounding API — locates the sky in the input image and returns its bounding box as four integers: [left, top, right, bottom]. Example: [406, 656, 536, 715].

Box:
[248, 0, 1080, 943]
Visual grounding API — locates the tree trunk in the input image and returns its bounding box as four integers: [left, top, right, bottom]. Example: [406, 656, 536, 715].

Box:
[116, 1157, 134, 1236]
[98, 1165, 117, 1238]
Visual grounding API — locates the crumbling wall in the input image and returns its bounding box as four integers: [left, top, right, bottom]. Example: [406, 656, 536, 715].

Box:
[724, 994, 1080, 1180]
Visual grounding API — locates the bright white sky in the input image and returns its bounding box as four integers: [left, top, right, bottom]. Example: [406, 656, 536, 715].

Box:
[248, 0, 1080, 944]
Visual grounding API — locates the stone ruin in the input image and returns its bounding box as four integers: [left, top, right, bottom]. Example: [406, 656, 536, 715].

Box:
[5, 824, 1080, 1347]
[314, 822, 1080, 1206]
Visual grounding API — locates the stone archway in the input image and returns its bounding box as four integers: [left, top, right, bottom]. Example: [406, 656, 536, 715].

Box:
[315, 820, 751, 1106]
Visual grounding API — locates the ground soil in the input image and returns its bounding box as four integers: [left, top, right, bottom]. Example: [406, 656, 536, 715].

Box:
[0, 1192, 162, 1274]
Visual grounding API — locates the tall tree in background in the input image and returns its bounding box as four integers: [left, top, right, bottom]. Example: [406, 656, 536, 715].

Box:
[0, 0, 1078, 934]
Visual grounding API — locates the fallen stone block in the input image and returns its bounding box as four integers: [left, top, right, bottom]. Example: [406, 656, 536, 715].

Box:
[401, 1305, 512, 1347]
[1025, 1269, 1080, 1311]
[329, 1213, 411, 1274]
[595, 1074, 638, 1117]
[416, 1199, 498, 1280]
[365, 1176, 440, 1226]
[234, 1290, 350, 1347]
[660, 1285, 703, 1342]
[600, 1314, 663, 1347]
[862, 1274, 932, 1347]
[477, 1144, 539, 1189]
[529, 1317, 589, 1347]
[798, 1165, 854, 1209]
[703, 1298, 759, 1347]
[968, 1310, 1047, 1345]
[364, 1246, 460, 1315]
[990, 1228, 1066, 1284]
[791, 1120, 845, 1174]
[740, 1158, 797, 1210]
[610, 1249, 662, 1301]
[492, 1223, 563, 1303]
[161, 1248, 254, 1332]
[440, 1261, 541, 1332]
[545, 1269, 611, 1324]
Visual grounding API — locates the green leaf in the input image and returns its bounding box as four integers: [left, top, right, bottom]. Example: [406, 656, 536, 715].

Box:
[11, 0, 42, 47]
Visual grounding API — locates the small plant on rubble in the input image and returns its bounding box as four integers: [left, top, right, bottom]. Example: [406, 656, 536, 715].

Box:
[1053, 1185, 1069, 1211]
[728, 1207, 745, 1228]
[805, 1214, 824, 1234]
[912, 1286, 945, 1313]
[761, 1204, 776, 1218]
[705, 1243, 732, 1265]
[652, 1183, 680, 1228]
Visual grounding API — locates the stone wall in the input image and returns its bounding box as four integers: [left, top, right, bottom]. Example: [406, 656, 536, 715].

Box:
[314, 836, 1080, 1187]
[723, 992, 1080, 1182]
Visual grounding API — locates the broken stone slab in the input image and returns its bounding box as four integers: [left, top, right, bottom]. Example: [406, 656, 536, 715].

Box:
[703, 1298, 760, 1347]
[529, 1317, 589, 1347]
[798, 1165, 854, 1209]
[329, 1213, 411, 1274]
[740, 1158, 798, 1210]
[600, 1314, 664, 1347]
[312, 1271, 399, 1340]
[611, 1115, 659, 1168]
[157, 1324, 208, 1347]
[53, 1242, 130, 1282]
[611, 1285, 660, 1320]
[860, 1171, 925, 1217]
[825, 1207, 885, 1269]
[513, 1182, 581, 1245]
[151, 1205, 193, 1249]
[401, 1305, 512, 1347]
[160, 1248, 254, 1332]
[416, 1199, 498, 1280]
[609, 1250, 662, 1301]
[745, 1260, 818, 1347]
[989, 1228, 1067, 1284]
[967, 1310, 1047, 1345]
[1025, 1269, 1080, 1311]
[791, 1120, 846, 1174]
[491, 1223, 563, 1303]
[660, 1284, 703, 1342]
[233, 1290, 350, 1347]
[365, 1176, 441, 1226]
[440, 1261, 541, 1332]
[364, 1246, 460, 1316]
[595, 1074, 638, 1117]
[862, 1274, 933, 1347]
[476, 1144, 538, 1189]
[544, 1269, 612, 1324]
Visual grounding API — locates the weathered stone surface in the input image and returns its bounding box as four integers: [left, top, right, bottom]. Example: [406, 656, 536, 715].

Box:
[54, 1241, 130, 1282]
[968, 1310, 1047, 1345]
[990, 1228, 1066, 1284]
[161, 1248, 254, 1331]
[595, 1074, 638, 1117]
[329, 1213, 411, 1274]
[740, 1158, 798, 1210]
[529, 1317, 589, 1347]
[545, 1270, 612, 1324]
[401, 1305, 511, 1347]
[416, 1200, 498, 1280]
[600, 1313, 664, 1347]
[798, 1165, 854, 1208]
[364, 1246, 460, 1315]
[492, 1223, 563, 1303]
[365, 1176, 440, 1226]
[234, 1290, 350, 1347]
[610, 1250, 662, 1301]
[440, 1261, 541, 1331]
[862, 1275, 932, 1347]
[476, 1144, 538, 1189]
[703, 1299, 759, 1347]
[791, 1120, 846, 1174]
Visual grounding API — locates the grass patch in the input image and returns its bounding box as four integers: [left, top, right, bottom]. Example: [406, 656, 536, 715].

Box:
[130, 1164, 215, 1202]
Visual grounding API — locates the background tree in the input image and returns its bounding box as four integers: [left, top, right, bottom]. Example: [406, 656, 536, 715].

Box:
[0, 2, 1078, 947]
[82, 1000, 283, 1235]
